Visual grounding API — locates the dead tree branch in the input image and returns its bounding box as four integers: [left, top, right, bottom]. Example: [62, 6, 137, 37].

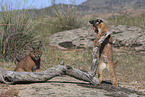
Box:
[88, 32, 111, 78]
[0, 65, 99, 85]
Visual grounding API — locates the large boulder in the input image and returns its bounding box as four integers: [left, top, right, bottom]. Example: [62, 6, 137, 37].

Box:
[49, 25, 145, 51]
[110, 25, 145, 51]
[49, 28, 95, 49]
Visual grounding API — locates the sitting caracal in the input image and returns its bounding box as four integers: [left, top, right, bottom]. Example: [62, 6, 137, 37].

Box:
[14, 41, 43, 72]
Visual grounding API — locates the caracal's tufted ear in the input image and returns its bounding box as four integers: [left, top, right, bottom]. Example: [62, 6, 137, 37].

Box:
[96, 19, 103, 24]
[89, 20, 95, 24]
[29, 42, 34, 51]
[38, 41, 43, 50]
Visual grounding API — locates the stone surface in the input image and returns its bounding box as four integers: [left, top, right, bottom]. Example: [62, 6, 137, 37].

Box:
[110, 25, 145, 51]
[49, 27, 95, 49]
[49, 25, 145, 51]
[18, 76, 145, 97]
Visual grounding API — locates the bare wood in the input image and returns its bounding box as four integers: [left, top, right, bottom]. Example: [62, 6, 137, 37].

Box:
[0, 65, 99, 85]
[88, 27, 110, 78]
[88, 46, 99, 77]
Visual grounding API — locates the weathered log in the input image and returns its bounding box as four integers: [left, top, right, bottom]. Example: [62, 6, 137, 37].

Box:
[88, 32, 111, 77]
[0, 65, 99, 84]
[88, 46, 99, 78]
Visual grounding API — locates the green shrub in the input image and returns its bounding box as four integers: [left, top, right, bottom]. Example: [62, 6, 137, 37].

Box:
[0, 2, 38, 61]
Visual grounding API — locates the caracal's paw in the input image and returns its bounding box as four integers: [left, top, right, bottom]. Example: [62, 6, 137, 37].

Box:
[113, 80, 118, 86]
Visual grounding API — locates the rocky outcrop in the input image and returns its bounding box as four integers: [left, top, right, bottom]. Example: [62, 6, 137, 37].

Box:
[49, 28, 96, 49]
[110, 25, 145, 51]
[49, 25, 145, 51]
[18, 76, 145, 97]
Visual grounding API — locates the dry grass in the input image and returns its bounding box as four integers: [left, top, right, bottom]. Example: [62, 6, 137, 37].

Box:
[107, 13, 145, 29]
[40, 46, 92, 71]
[103, 48, 145, 91]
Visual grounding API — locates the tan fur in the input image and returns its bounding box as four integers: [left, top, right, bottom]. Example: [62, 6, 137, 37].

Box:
[89, 19, 118, 86]
[14, 42, 42, 72]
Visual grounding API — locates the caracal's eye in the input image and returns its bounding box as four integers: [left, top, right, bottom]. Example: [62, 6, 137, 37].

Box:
[33, 54, 36, 57]
[38, 54, 41, 57]
[96, 21, 99, 24]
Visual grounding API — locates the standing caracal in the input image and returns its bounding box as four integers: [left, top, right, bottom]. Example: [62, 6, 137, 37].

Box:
[89, 19, 118, 86]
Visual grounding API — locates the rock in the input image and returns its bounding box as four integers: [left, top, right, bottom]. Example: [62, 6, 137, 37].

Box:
[49, 25, 145, 51]
[136, 34, 145, 51]
[49, 27, 96, 49]
[18, 76, 145, 97]
[110, 25, 145, 51]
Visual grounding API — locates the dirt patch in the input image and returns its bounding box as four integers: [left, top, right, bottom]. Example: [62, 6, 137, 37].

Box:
[0, 84, 19, 97]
